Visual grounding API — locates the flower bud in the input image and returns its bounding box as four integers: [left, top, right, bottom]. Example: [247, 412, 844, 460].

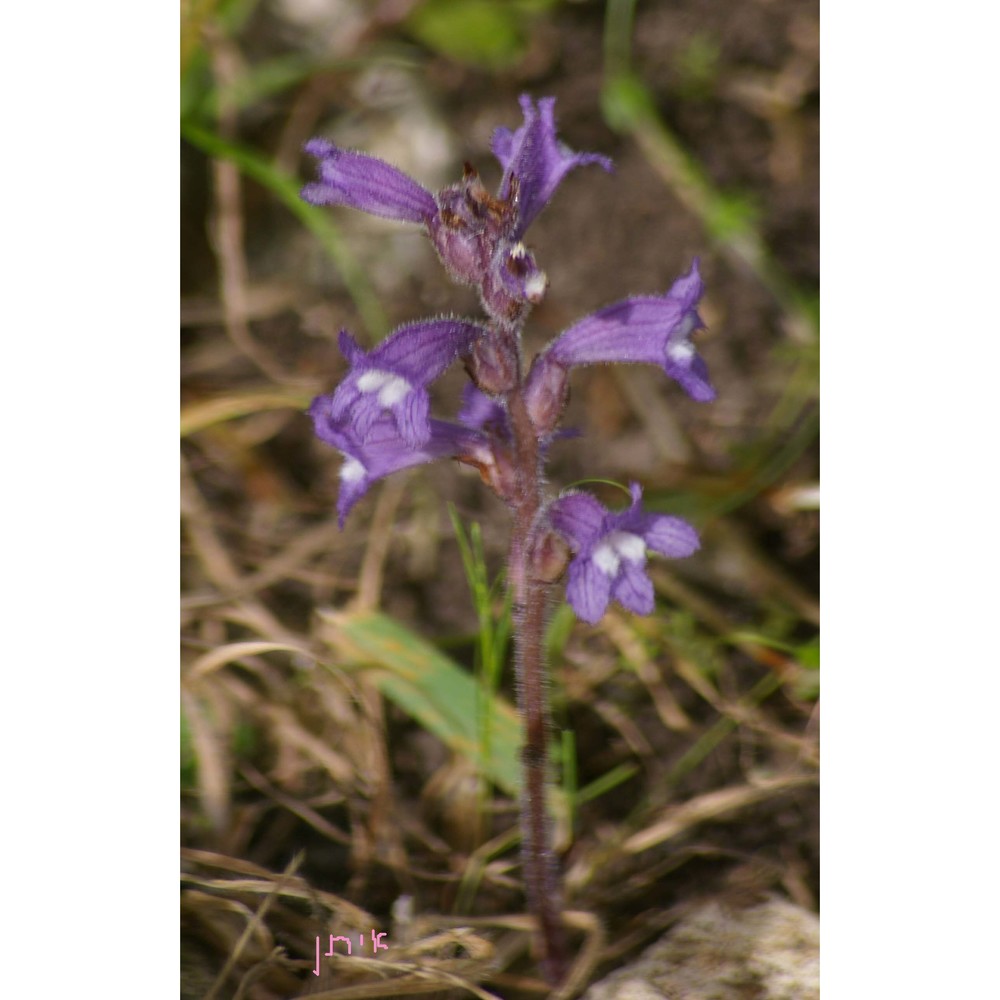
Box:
[427, 185, 489, 287]
[428, 165, 517, 291]
[465, 326, 519, 396]
[524, 353, 569, 437]
[527, 526, 571, 583]
[478, 242, 545, 325]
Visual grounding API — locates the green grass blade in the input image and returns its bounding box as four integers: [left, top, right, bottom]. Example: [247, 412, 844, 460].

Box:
[320, 609, 567, 803]
[180, 120, 388, 340]
[601, 0, 817, 344]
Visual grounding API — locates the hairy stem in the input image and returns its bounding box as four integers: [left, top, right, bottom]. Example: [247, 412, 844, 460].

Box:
[505, 383, 567, 983]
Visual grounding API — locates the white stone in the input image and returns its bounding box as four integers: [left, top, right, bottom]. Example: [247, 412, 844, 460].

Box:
[582, 898, 819, 1000]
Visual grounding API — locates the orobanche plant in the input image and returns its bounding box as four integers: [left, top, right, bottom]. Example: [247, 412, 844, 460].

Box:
[301, 95, 714, 983]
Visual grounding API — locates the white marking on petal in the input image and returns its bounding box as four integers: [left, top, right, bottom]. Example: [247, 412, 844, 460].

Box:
[665, 314, 698, 364]
[612, 531, 646, 563]
[339, 457, 366, 483]
[356, 369, 390, 393]
[510, 241, 528, 260]
[666, 338, 695, 364]
[377, 375, 412, 406]
[593, 531, 648, 576]
[525, 271, 548, 302]
[355, 368, 413, 405]
[592, 541, 621, 576]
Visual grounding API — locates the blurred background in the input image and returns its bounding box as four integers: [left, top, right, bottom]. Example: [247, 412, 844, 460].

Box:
[181, 0, 818, 995]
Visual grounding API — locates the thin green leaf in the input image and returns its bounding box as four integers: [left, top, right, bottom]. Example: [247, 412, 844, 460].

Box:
[180, 120, 388, 339]
[575, 763, 639, 806]
[321, 610, 567, 806]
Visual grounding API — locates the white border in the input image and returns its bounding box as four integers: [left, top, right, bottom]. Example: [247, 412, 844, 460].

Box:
[823, 3, 999, 997]
[5, 4, 176, 994]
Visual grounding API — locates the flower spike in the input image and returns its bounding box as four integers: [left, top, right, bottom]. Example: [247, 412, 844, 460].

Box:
[299, 95, 718, 986]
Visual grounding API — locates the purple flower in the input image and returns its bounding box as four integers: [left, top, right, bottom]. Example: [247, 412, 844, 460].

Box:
[311, 403, 490, 527]
[326, 318, 485, 448]
[549, 484, 700, 624]
[301, 138, 437, 224]
[541, 260, 715, 402]
[492, 95, 613, 238]
[302, 97, 611, 324]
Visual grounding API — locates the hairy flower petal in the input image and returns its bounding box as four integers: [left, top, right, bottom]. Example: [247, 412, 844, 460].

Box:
[565, 556, 613, 625]
[612, 561, 655, 617]
[457, 383, 510, 436]
[311, 404, 483, 526]
[492, 95, 613, 236]
[301, 139, 437, 224]
[549, 491, 606, 548]
[551, 483, 699, 623]
[329, 319, 485, 447]
[642, 515, 701, 559]
[545, 260, 715, 402]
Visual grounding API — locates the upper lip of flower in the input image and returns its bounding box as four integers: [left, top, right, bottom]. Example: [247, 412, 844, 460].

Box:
[491, 95, 614, 238]
[300, 139, 438, 224]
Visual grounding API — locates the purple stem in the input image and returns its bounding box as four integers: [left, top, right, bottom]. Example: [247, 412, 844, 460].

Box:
[504, 356, 568, 984]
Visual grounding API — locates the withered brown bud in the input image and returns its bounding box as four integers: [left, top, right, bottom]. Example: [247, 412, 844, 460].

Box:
[455, 441, 519, 505]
